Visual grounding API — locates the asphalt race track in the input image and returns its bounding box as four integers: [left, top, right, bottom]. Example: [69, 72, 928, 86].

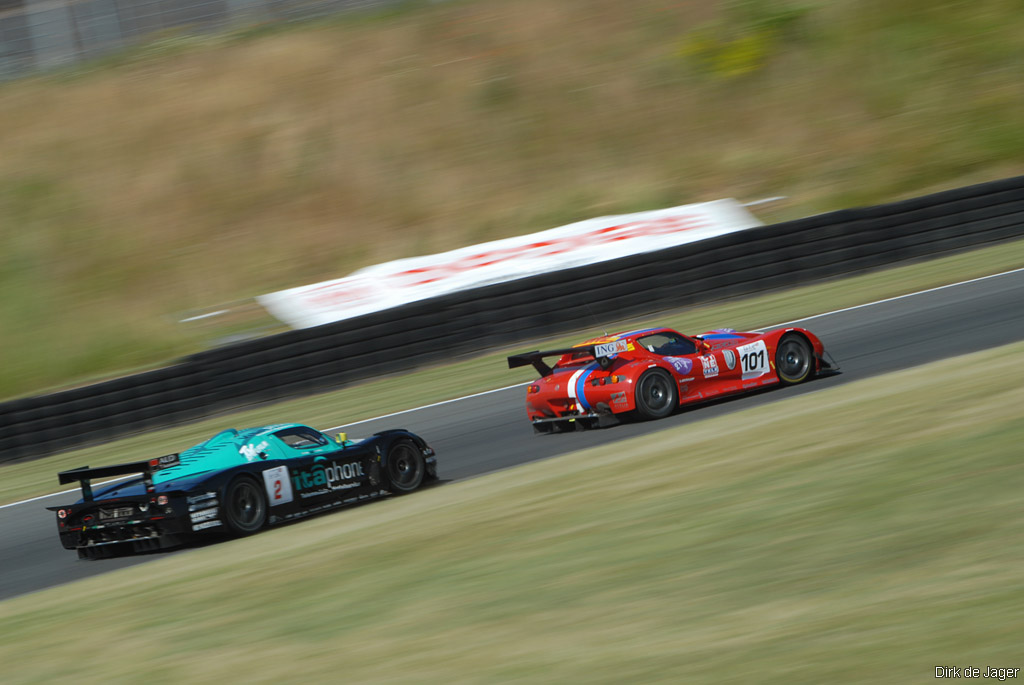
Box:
[3, 268, 1023, 601]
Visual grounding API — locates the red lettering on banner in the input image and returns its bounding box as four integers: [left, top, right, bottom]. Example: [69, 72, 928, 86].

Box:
[306, 281, 377, 308]
[292, 212, 714, 311]
[390, 215, 709, 288]
[258, 200, 763, 327]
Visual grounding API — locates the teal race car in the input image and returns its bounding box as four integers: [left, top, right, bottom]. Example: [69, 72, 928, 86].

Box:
[49, 423, 437, 559]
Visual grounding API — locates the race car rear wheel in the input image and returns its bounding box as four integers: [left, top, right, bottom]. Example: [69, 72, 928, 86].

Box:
[634, 369, 677, 420]
[223, 476, 267, 536]
[385, 439, 425, 494]
[775, 334, 814, 385]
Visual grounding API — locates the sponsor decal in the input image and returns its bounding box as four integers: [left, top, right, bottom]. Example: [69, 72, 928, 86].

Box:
[700, 355, 719, 378]
[263, 466, 294, 506]
[291, 460, 366, 498]
[188, 499, 219, 512]
[737, 340, 769, 380]
[723, 349, 737, 370]
[190, 507, 219, 523]
[240, 441, 270, 461]
[610, 391, 628, 405]
[664, 357, 693, 374]
[595, 340, 628, 357]
[150, 454, 180, 470]
[187, 492, 217, 505]
[192, 520, 222, 531]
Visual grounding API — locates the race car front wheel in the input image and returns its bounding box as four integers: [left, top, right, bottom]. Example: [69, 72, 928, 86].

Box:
[775, 333, 814, 385]
[385, 439, 426, 494]
[223, 476, 268, 536]
[634, 369, 677, 420]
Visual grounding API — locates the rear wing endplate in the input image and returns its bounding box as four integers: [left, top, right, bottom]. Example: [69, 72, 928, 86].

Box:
[57, 454, 180, 502]
[507, 340, 627, 377]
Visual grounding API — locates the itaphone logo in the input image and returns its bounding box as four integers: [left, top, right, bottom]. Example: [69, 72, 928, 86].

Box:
[292, 460, 365, 492]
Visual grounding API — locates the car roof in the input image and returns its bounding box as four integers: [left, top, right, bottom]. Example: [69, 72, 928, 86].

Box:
[248, 422, 311, 436]
[576, 327, 675, 347]
[148, 423, 321, 484]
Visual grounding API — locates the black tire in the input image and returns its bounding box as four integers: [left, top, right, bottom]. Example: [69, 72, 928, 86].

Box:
[385, 439, 426, 494]
[222, 476, 267, 536]
[775, 334, 814, 385]
[634, 369, 678, 420]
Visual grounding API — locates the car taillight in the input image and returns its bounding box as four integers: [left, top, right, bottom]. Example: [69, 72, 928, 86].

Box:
[527, 384, 540, 394]
[57, 509, 68, 519]
[156, 495, 169, 505]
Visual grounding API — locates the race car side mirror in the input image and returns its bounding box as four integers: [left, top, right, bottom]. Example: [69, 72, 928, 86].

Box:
[336, 432, 347, 445]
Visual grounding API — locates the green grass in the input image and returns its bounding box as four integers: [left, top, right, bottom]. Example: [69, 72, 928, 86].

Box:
[2, 0, 1023, 399]
[2, 339, 1022, 683]
[3, 236, 1024, 506]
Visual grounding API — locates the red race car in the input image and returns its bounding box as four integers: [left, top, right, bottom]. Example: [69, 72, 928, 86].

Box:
[508, 326, 838, 432]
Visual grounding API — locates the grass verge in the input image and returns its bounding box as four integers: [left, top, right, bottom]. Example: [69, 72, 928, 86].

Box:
[2, 339, 1023, 683]
[2, 237, 1024, 505]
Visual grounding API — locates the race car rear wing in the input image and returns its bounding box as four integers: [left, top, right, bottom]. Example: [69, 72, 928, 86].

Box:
[57, 454, 180, 502]
[508, 340, 627, 377]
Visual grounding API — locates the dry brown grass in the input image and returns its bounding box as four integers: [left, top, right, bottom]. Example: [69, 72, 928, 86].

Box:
[1, 0, 1021, 397]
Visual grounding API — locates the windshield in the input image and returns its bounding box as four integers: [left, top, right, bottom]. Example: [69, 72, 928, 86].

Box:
[274, 427, 328, 448]
[636, 332, 696, 356]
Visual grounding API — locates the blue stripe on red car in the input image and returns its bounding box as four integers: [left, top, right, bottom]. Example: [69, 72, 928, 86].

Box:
[575, 364, 599, 411]
[620, 327, 662, 338]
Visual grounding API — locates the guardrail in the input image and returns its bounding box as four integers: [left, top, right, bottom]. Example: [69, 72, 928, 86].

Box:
[2, 174, 1023, 463]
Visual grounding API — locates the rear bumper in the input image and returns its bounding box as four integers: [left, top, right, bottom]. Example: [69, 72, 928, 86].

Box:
[530, 413, 621, 433]
[58, 515, 190, 552]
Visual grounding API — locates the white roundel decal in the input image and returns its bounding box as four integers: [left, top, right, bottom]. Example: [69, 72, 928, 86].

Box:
[737, 340, 769, 380]
[262, 466, 294, 506]
[723, 349, 737, 370]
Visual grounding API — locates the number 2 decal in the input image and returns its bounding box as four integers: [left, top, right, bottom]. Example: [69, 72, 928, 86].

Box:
[262, 466, 293, 506]
[736, 341, 769, 380]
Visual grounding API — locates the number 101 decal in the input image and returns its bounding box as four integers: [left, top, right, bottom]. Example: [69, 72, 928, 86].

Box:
[737, 340, 769, 380]
[262, 465, 294, 506]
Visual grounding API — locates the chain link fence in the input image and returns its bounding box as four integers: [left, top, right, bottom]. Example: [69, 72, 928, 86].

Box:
[0, 0, 394, 80]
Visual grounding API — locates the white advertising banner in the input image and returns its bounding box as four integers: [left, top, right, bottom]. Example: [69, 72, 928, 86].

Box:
[258, 199, 763, 329]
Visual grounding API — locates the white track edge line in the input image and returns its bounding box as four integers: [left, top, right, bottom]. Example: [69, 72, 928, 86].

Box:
[324, 382, 532, 432]
[7, 266, 1024, 509]
[758, 266, 1024, 330]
